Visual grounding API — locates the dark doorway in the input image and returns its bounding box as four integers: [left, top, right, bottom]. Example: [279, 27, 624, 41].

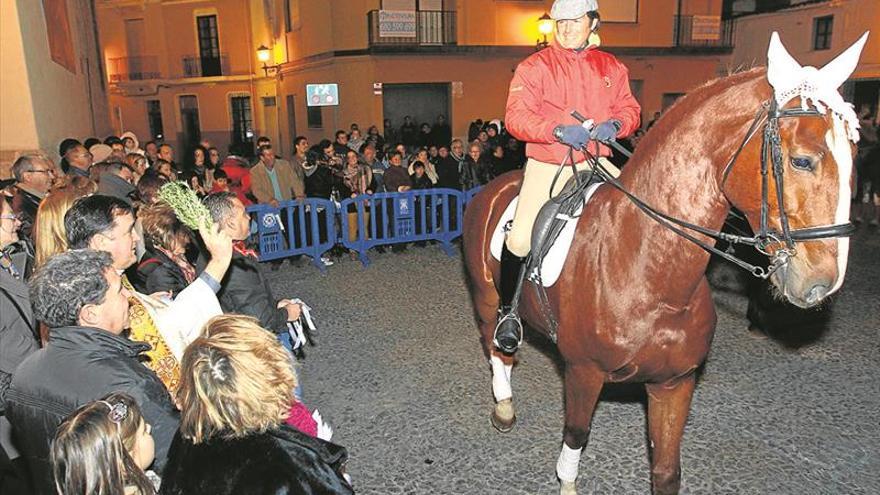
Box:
[382, 83, 450, 141]
[852, 79, 879, 118]
[179, 95, 201, 152]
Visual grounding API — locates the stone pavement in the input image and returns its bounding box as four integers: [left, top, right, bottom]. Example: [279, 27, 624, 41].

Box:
[263, 229, 879, 494]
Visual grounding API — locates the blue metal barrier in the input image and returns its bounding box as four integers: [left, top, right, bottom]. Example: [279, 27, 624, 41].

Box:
[339, 188, 464, 267]
[246, 198, 337, 272]
[247, 188, 477, 268]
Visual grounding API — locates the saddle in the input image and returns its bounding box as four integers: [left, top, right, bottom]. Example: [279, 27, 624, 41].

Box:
[528, 171, 604, 282]
[490, 172, 603, 287]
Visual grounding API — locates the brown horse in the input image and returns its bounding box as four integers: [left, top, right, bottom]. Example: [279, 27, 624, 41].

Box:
[463, 53, 861, 493]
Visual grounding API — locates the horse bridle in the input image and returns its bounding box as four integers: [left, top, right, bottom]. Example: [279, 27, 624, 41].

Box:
[572, 101, 857, 279]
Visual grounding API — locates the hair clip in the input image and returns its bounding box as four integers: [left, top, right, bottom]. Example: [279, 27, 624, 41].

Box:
[99, 400, 129, 424]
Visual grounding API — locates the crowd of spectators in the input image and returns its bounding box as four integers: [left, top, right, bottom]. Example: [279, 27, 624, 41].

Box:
[0, 127, 363, 493]
[0, 111, 679, 494]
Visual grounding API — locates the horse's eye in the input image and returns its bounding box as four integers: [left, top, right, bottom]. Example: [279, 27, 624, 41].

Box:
[790, 156, 815, 172]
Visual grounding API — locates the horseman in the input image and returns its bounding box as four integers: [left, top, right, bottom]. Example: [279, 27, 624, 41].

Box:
[495, 0, 641, 353]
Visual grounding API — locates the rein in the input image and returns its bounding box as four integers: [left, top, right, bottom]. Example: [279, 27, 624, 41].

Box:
[568, 102, 856, 279]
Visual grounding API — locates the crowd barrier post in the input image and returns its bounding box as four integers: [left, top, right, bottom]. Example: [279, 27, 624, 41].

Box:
[246, 198, 338, 272]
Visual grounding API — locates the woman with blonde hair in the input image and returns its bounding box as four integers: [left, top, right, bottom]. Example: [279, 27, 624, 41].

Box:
[33, 184, 95, 269]
[161, 315, 352, 495]
[51, 392, 158, 495]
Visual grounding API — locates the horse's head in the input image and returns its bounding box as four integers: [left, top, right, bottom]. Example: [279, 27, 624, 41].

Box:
[724, 32, 868, 308]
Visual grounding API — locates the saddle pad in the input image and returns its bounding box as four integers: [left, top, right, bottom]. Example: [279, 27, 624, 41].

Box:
[490, 182, 602, 287]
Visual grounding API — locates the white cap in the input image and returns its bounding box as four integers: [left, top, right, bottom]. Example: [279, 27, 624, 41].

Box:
[550, 0, 598, 21]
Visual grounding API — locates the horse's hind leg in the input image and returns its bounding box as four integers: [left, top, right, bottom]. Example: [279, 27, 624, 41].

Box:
[556, 364, 604, 494]
[646, 374, 696, 495]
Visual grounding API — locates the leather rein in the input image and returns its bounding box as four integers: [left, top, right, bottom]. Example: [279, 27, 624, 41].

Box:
[570, 102, 857, 279]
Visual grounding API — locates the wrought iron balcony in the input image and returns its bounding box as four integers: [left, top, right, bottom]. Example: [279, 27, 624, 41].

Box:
[367, 10, 457, 48]
[673, 15, 734, 49]
[107, 56, 160, 82]
[181, 54, 230, 78]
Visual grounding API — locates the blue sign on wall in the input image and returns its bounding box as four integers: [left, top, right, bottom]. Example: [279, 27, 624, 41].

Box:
[306, 83, 339, 107]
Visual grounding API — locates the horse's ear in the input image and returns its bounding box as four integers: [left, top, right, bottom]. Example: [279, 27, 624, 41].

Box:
[766, 32, 802, 92]
[818, 31, 870, 90]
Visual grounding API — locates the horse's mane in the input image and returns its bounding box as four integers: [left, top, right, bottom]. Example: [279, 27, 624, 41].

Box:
[626, 68, 770, 174]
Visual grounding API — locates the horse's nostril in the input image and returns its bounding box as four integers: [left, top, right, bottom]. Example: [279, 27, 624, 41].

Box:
[805, 284, 829, 305]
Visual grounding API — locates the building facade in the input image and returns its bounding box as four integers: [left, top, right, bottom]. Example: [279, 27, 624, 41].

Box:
[95, 0, 734, 158]
[0, 0, 111, 177]
[729, 0, 879, 116]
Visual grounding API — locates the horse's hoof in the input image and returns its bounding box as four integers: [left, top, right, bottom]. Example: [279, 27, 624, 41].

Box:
[559, 480, 577, 495]
[490, 399, 516, 433]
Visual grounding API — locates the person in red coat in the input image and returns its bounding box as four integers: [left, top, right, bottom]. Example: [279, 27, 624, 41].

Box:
[494, 0, 641, 353]
[219, 156, 253, 206]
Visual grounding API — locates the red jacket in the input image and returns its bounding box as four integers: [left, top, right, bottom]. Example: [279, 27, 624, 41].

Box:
[220, 157, 253, 206]
[505, 42, 641, 164]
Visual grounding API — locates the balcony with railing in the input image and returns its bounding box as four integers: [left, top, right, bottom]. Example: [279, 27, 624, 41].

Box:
[367, 10, 457, 49]
[181, 54, 231, 78]
[673, 15, 734, 50]
[108, 55, 161, 82]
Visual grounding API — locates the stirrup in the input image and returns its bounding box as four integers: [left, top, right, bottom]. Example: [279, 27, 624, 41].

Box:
[493, 309, 523, 354]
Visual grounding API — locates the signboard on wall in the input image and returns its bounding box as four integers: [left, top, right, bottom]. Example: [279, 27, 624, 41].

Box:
[306, 84, 339, 107]
[691, 15, 721, 41]
[378, 10, 417, 38]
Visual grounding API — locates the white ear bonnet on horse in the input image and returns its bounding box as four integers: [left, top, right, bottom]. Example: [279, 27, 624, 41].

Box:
[766, 31, 869, 143]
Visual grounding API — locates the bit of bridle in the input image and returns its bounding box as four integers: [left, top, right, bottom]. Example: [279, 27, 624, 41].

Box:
[572, 101, 857, 279]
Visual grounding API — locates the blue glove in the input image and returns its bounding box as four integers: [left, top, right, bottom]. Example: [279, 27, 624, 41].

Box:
[553, 124, 590, 149]
[590, 119, 622, 143]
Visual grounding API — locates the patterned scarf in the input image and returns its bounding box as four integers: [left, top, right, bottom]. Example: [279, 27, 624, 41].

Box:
[122, 275, 180, 394]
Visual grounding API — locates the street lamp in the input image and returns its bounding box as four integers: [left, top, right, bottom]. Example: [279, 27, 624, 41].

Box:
[256, 44, 279, 76]
[537, 13, 553, 50]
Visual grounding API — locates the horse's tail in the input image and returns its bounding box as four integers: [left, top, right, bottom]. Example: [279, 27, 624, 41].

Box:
[462, 172, 523, 360]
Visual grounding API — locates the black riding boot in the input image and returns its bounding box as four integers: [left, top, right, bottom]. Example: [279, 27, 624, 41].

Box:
[493, 246, 527, 353]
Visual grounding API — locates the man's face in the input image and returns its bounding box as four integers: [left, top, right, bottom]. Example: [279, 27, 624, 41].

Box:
[389, 155, 402, 167]
[225, 198, 251, 241]
[22, 159, 56, 193]
[145, 143, 158, 157]
[295, 139, 309, 154]
[478, 131, 488, 142]
[363, 147, 376, 162]
[158, 145, 174, 162]
[67, 145, 92, 169]
[469, 146, 482, 161]
[90, 212, 140, 270]
[438, 147, 449, 158]
[336, 133, 348, 145]
[556, 16, 591, 49]
[85, 268, 131, 334]
[117, 166, 135, 184]
[110, 143, 124, 153]
[260, 149, 275, 168]
[415, 167, 425, 178]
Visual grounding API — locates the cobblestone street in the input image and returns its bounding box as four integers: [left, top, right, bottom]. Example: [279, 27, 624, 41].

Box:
[264, 229, 879, 495]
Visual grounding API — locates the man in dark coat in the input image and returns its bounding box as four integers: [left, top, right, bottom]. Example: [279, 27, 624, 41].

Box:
[431, 114, 453, 148]
[201, 192, 302, 334]
[400, 115, 418, 149]
[10, 154, 55, 240]
[5, 250, 180, 495]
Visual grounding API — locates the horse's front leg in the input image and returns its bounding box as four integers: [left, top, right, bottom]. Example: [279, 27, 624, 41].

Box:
[646, 373, 697, 495]
[556, 364, 604, 495]
[488, 350, 516, 432]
